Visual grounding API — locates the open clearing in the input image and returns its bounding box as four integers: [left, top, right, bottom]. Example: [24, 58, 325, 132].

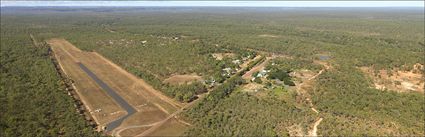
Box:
[258, 34, 280, 38]
[48, 38, 184, 136]
[144, 118, 188, 136]
[163, 74, 203, 85]
[360, 64, 424, 93]
[78, 62, 136, 131]
[212, 53, 235, 60]
[49, 39, 125, 126]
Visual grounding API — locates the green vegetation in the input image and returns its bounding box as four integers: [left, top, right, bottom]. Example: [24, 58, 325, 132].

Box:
[238, 55, 266, 76]
[271, 86, 286, 96]
[267, 58, 323, 72]
[168, 82, 207, 102]
[184, 91, 315, 136]
[0, 27, 100, 136]
[183, 75, 245, 130]
[312, 64, 424, 135]
[267, 69, 295, 86]
[1, 7, 423, 136]
[252, 71, 259, 77]
[253, 77, 263, 84]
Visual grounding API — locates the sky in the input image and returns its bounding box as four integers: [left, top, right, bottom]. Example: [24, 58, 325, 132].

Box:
[1, 1, 424, 7]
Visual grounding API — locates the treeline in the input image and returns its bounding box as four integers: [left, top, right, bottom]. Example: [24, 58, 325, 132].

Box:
[0, 29, 101, 136]
[166, 82, 207, 102]
[238, 55, 266, 75]
[184, 76, 245, 120]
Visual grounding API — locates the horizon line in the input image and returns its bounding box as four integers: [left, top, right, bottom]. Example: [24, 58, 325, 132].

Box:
[1, 1, 424, 7]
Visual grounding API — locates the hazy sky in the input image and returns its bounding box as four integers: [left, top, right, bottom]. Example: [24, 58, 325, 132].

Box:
[1, 1, 424, 7]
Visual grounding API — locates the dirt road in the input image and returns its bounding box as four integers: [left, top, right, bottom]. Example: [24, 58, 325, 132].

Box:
[242, 57, 269, 80]
[309, 118, 323, 137]
[297, 63, 330, 136]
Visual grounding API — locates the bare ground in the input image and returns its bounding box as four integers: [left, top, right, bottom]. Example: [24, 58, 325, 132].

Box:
[163, 74, 203, 85]
[286, 124, 304, 136]
[360, 64, 424, 93]
[48, 39, 126, 126]
[91, 52, 183, 109]
[258, 34, 280, 38]
[242, 83, 264, 92]
[212, 53, 235, 60]
[308, 118, 323, 137]
[48, 38, 184, 135]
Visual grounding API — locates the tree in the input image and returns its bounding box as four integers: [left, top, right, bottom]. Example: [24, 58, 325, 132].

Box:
[254, 78, 263, 84]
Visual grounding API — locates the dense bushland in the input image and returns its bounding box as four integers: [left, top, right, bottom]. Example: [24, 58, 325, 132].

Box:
[1, 7, 423, 136]
[0, 28, 100, 136]
[311, 64, 424, 135]
[184, 91, 315, 136]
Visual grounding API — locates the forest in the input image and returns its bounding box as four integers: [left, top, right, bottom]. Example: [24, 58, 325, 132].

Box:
[1, 7, 424, 136]
[0, 26, 101, 136]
